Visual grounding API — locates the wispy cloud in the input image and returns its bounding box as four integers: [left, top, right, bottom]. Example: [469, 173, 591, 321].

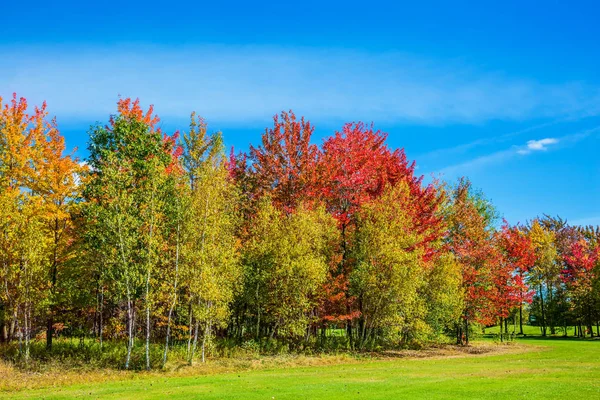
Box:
[437, 126, 600, 177]
[1, 44, 600, 126]
[418, 120, 563, 160]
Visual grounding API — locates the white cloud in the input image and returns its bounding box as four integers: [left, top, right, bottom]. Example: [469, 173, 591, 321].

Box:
[517, 138, 559, 154]
[1, 44, 599, 126]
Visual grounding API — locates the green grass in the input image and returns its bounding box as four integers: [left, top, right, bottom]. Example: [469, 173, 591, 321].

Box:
[484, 324, 589, 337]
[4, 336, 600, 399]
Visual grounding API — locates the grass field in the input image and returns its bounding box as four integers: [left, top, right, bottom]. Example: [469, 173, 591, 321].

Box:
[3, 334, 599, 400]
[484, 323, 591, 337]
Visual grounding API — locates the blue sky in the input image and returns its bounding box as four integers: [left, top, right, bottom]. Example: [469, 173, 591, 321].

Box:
[1, 1, 599, 226]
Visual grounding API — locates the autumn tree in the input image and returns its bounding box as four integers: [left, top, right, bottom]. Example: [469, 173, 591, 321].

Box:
[495, 222, 536, 336]
[563, 238, 599, 336]
[180, 116, 241, 364]
[444, 179, 498, 344]
[527, 219, 559, 336]
[248, 111, 319, 212]
[0, 94, 70, 361]
[28, 114, 85, 350]
[351, 183, 435, 348]
[317, 122, 443, 339]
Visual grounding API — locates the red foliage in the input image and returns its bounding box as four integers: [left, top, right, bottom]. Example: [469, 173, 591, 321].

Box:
[448, 181, 498, 325]
[318, 122, 443, 257]
[563, 239, 598, 292]
[493, 221, 537, 319]
[248, 110, 319, 212]
[115, 97, 160, 129]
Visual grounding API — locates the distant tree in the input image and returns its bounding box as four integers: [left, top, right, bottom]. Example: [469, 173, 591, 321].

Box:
[563, 238, 599, 336]
[495, 222, 536, 335]
[527, 219, 559, 336]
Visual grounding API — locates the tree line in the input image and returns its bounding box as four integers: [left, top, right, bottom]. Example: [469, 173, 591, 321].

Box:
[0, 94, 598, 369]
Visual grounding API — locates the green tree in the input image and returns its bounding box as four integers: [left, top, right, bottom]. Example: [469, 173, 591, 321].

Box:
[85, 98, 177, 369]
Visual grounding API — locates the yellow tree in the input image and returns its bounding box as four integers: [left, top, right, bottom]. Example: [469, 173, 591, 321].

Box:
[0, 94, 52, 360]
[350, 183, 427, 349]
[528, 219, 559, 336]
[181, 124, 242, 364]
[242, 199, 337, 343]
[28, 113, 85, 350]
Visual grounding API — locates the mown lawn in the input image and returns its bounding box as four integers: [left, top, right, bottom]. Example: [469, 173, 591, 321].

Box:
[4, 337, 599, 399]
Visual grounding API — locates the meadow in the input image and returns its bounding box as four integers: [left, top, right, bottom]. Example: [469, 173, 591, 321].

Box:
[3, 331, 599, 399]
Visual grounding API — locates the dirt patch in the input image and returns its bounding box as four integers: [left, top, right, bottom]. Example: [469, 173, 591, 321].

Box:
[377, 342, 529, 359]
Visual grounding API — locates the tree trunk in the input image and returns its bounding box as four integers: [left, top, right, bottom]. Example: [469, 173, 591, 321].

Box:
[46, 316, 53, 350]
[99, 287, 104, 349]
[46, 218, 60, 351]
[255, 282, 261, 340]
[539, 283, 546, 336]
[10, 308, 17, 342]
[145, 269, 151, 371]
[519, 304, 524, 335]
[587, 303, 594, 338]
[190, 318, 200, 365]
[548, 282, 555, 335]
[125, 284, 133, 370]
[24, 304, 30, 363]
[145, 197, 155, 371]
[162, 221, 180, 368]
[186, 303, 193, 361]
[201, 321, 211, 363]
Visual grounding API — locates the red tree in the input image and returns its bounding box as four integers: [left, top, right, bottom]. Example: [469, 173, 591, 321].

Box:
[316, 122, 444, 334]
[494, 221, 537, 336]
[447, 180, 498, 344]
[563, 238, 599, 335]
[248, 110, 320, 212]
